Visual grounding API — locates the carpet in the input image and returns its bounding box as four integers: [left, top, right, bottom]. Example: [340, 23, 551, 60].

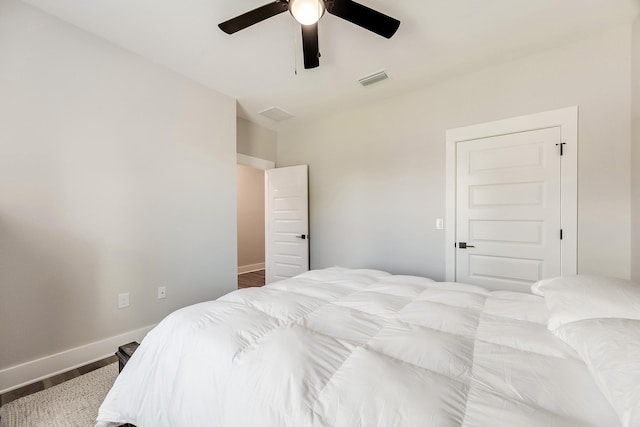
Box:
[0, 363, 118, 427]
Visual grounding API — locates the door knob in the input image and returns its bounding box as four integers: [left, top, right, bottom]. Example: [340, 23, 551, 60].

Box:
[296, 234, 307, 240]
[458, 242, 475, 249]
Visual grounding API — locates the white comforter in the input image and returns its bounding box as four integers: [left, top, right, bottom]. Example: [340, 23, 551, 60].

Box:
[97, 268, 620, 427]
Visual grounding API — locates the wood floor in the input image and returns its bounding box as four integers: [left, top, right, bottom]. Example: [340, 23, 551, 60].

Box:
[0, 354, 118, 407]
[238, 269, 265, 288]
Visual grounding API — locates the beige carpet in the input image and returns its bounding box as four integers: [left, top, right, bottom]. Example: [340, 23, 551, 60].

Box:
[0, 363, 118, 427]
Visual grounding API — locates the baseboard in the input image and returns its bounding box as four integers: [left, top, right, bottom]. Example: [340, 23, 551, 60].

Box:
[0, 324, 155, 394]
[238, 262, 265, 274]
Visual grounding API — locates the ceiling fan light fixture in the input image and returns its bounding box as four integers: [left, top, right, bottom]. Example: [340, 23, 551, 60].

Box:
[289, 0, 325, 25]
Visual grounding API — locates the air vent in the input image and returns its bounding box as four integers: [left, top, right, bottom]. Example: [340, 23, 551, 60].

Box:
[359, 70, 389, 87]
[259, 107, 295, 122]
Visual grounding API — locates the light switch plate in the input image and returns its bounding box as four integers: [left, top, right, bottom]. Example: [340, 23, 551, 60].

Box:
[436, 218, 444, 230]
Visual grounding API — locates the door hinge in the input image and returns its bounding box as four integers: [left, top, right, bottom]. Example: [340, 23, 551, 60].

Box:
[556, 142, 566, 156]
[560, 229, 563, 240]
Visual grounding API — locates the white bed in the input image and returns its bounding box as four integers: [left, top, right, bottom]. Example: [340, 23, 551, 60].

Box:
[96, 267, 639, 427]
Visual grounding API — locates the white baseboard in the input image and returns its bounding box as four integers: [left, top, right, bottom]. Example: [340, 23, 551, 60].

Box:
[0, 324, 155, 394]
[238, 263, 265, 274]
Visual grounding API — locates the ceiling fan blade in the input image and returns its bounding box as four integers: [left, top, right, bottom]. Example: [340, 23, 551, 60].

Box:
[301, 23, 320, 69]
[326, 0, 400, 39]
[219, 1, 289, 34]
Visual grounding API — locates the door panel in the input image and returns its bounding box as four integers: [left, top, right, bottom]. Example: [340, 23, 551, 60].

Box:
[468, 255, 543, 283]
[265, 165, 309, 284]
[469, 182, 543, 207]
[469, 220, 544, 244]
[456, 127, 561, 291]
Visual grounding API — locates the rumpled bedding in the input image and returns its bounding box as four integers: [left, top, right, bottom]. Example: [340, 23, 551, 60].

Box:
[96, 268, 620, 427]
[534, 274, 640, 427]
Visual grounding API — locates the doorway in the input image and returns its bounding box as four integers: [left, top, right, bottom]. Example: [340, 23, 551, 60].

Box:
[237, 154, 274, 288]
[236, 155, 310, 287]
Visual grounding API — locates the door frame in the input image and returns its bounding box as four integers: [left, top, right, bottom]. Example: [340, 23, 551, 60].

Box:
[445, 107, 578, 282]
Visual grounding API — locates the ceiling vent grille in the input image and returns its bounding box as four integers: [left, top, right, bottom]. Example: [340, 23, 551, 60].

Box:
[359, 70, 389, 87]
[259, 107, 295, 122]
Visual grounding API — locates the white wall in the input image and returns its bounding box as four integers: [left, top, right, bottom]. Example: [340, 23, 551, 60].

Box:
[278, 26, 632, 280]
[633, 16, 640, 283]
[237, 117, 277, 162]
[237, 165, 265, 271]
[0, 0, 237, 385]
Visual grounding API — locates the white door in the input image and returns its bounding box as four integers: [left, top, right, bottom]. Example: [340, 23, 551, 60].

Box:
[455, 127, 562, 291]
[265, 165, 309, 284]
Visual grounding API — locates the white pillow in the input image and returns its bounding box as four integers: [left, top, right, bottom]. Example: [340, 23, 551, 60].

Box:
[531, 275, 640, 330]
[530, 278, 549, 296]
[553, 318, 640, 427]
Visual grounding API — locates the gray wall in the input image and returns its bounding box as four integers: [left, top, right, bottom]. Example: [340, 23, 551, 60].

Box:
[633, 16, 640, 283]
[0, 0, 237, 370]
[237, 117, 277, 162]
[278, 26, 633, 281]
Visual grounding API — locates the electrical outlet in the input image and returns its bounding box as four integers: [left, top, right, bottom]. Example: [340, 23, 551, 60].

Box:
[157, 286, 166, 299]
[118, 293, 130, 309]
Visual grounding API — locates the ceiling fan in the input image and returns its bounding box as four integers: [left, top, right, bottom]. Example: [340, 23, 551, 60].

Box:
[218, 0, 400, 69]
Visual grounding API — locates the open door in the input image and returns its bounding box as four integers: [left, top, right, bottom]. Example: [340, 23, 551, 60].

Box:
[265, 165, 309, 284]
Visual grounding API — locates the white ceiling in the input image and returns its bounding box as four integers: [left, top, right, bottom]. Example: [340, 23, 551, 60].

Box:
[21, 0, 639, 130]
